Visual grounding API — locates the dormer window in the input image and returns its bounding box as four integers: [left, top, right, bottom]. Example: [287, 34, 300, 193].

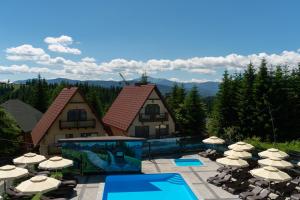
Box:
[67, 109, 87, 121]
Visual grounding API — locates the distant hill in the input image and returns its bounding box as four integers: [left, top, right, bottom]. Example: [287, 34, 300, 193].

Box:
[14, 77, 220, 97]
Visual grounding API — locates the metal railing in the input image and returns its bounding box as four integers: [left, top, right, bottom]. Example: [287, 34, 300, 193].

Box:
[139, 112, 168, 122]
[59, 119, 96, 129]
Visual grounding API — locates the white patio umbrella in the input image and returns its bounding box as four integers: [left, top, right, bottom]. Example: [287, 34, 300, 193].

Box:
[216, 155, 249, 168]
[298, 162, 300, 167]
[228, 141, 254, 151]
[38, 156, 73, 170]
[15, 175, 61, 195]
[0, 165, 28, 191]
[250, 166, 291, 182]
[13, 153, 46, 165]
[202, 136, 225, 144]
[258, 148, 289, 159]
[224, 147, 252, 159]
[258, 156, 293, 169]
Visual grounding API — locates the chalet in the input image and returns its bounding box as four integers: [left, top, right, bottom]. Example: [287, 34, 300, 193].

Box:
[31, 87, 107, 155]
[103, 84, 176, 138]
[1, 99, 43, 151]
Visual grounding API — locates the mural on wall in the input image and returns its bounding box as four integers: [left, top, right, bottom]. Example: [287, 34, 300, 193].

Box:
[61, 140, 143, 173]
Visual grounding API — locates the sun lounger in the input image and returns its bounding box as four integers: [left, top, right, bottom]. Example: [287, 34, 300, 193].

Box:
[223, 181, 249, 194]
[246, 189, 271, 200]
[207, 172, 228, 183]
[291, 193, 300, 200]
[41, 195, 68, 200]
[212, 174, 232, 186]
[291, 177, 300, 185]
[239, 186, 263, 199]
[199, 149, 213, 157]
[254, 180, 269, 188]
[274, 182, 297, 196]
[6, 187, 33, 199]
[248, 177, 261, 185]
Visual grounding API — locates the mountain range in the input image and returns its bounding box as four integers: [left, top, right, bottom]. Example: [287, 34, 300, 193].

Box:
[14, 77, 220, 97]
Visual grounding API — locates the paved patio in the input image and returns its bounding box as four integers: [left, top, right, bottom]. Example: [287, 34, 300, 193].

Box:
[71, 153, 239, 200]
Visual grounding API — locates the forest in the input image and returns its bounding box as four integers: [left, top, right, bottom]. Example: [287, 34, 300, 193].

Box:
[1, 60, 300, 156]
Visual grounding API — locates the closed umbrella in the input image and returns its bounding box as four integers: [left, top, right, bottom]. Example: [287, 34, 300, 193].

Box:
[216, 155, 249, 168]
[0, 165, 28, 191]
[202, 136, 225, 144]
[228, 141, 254, 151]
[258, 157, 293, 169]
[38, 156, 73, 170]
[224, 147, 252, 159]
[258, 148, 289, 159]
[250, 166, 291, 182]
[13, 153, 46, 165]
[15, 175, 60, 195]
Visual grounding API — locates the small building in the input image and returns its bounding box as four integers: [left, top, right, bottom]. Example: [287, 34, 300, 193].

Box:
[59, 136, 145, 174]
[1, 99, 43, 151]
[31, 87, 107, 155]
[103, 84, 176, 138]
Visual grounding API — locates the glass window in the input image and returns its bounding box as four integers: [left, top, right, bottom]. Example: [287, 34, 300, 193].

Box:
[135, 126, 150, 138]
[67, 109, 87, 121]
[145, 104, 160, 115]
[65, 133, 74, 138]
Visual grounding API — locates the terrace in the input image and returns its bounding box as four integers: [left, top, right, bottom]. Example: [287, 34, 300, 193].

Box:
[70, 154, 239, 200]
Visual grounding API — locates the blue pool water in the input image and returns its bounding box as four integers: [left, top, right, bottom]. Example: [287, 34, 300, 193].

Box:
[103, 173, 197, 200]
[174, 159, 203, 166]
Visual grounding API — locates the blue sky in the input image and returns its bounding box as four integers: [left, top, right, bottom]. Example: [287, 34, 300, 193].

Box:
[1, 0, 300, 82]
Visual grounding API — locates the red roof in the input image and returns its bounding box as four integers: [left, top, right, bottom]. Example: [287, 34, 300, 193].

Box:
[103, 84, 156, 131]
[31, 87, 78, 146]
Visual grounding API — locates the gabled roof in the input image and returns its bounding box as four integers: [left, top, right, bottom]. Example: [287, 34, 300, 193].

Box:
[1, 99, 43, 133]
[31, 87, 78, 146]
[103, 84, 173, 132]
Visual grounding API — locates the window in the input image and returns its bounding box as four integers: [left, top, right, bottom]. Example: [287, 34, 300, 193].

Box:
[135, 126, 149, 138]
[67, 109, 87, 121]
[80, 132, 98, 137]
[155, 124, 169, 138]
[145, 104, 160, 115]
[65, 133, 74, 138]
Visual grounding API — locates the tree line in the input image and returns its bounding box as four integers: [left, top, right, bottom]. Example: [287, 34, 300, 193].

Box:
[209, 60, 300, 143]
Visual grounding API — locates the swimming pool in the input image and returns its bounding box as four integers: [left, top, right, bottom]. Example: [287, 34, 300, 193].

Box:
[102, 173, 197, 200]
[174, 158, 203, 166]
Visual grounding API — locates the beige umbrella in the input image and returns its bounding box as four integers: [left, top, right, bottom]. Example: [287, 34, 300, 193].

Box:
[13, 153, 46, 165]
[202, 136, 225, 144]
[224, 147, 252, 159]
[0, 165, 28, 180]
[15, 175, 61, 195]
[250, 166, 291, 182]
[258, 156, 293, 169]
[38, 156, 73, 170]
[258, 148, 289, 159]
[216, 155, 249, 168]
[228, 141, 254, 151]
[0, 165, 29, 191]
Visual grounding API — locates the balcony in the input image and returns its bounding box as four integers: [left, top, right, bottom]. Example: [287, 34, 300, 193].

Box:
[59, 119, 96, 129]
[139, 112, 168, 122]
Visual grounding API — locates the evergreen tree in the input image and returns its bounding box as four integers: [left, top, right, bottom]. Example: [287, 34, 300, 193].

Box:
[32, 74, 49, 112]
[238, 63, 256, 138]
[0, 107, 22, 155]
[87, 90, 104, 118]
[181, 86, 206, 135]
[253, 59, 273, 140]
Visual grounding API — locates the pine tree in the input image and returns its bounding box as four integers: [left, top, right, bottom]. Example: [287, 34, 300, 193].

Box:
[253, 59, 273, 140]
[0, 107, 22, 155]
[87, 90, 104, 118]
[32, 74, 49, 112]
[181, 86, 206, 135]
[238, 63, 256, 138]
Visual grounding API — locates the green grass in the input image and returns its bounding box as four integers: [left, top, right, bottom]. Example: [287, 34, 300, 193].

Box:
[244, 137, 300, 153]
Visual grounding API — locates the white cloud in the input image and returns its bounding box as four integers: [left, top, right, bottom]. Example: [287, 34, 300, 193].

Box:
[6, 44, 47, 61]
[44, 35, 81, 55]
[168, 77, 220, 83]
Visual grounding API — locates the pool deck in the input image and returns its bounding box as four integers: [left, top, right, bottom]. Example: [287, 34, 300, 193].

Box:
[71, 154, 239, 200]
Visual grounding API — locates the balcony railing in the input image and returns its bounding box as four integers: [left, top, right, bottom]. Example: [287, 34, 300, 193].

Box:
[59, 119, 96, 129]
[139, 112, 168, 122]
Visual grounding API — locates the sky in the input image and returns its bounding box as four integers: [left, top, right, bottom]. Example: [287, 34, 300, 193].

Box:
[1, 0, 300, 82]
